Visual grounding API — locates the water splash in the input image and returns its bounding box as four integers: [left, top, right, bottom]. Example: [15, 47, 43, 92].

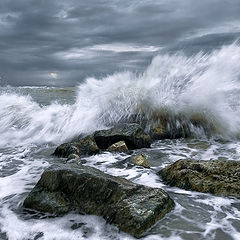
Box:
[1, 44, 240, 146]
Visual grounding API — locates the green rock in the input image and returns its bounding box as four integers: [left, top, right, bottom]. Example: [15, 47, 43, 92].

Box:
[158, 159, 240, 198]
[24, 163, 174, 238]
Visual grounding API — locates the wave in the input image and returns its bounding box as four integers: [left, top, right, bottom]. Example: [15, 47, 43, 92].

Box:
[1, 44, 240, 146]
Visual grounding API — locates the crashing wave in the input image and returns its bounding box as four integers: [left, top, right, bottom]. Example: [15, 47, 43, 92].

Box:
[0, 44, 240, 146]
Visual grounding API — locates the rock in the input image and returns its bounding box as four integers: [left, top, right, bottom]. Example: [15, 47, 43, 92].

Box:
[149, 123, 170, 140]
[148, 112, 219, 140]
[107, 141, 129, 153]
[189, 114, 217, 135]
[141, 110, 187, 140]
[158, 159, 240, 198]
[94, 123, 151, 150]
[67, 154, 83, 165]
[67, 154, 80, 160]
[23, 163, 174, 238]
[150, 123, 187, 140]
[54, 135, 99, 158]
[132, 154, 150, 168]
[71, 222, 86, 230]
[149, 120, 189, 140]
[54, 144, 79, 157]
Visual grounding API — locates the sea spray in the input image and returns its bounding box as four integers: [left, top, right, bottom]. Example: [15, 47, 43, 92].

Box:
[0, 44, 240, 146]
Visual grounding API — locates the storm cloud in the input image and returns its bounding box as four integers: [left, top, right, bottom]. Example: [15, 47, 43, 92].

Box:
[0, 0, 239, 86]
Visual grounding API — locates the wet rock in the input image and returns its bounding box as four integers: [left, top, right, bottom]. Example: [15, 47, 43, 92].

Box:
[67, 154, 83, 165]
[94, 123, 151, 150]
[141, 111, 188, 140]
[54, 135, 99, 158]
[158, 159, 240, 198]
[149, 122, 170, 140]
[149, 120, 189, 140]
[23, 163, 174, 238]
[150, 124, 186, 140]
[147, 111, 220, 140]
[107, 141, 129, 153]
[71, 222, 86, 230]
[132, 154, 150, 168]
[54, 144, 79, 157]
[67, 154, 80, 161]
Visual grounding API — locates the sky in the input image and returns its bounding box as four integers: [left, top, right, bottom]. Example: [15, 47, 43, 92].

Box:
[0, 0, 240, 86]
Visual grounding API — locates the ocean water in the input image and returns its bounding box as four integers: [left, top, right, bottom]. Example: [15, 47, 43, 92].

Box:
[0, 44, 240, 240]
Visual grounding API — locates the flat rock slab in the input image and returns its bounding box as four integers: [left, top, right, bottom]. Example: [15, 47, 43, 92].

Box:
[94, 123, 151, 150]
[24, 163, 174, 238]
[158, 159, 240, 198]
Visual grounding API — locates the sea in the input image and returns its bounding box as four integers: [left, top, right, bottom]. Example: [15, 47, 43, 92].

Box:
[1, 44, 240, 240]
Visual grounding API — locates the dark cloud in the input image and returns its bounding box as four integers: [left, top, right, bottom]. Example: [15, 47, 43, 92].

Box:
[0, 0, 239, 86]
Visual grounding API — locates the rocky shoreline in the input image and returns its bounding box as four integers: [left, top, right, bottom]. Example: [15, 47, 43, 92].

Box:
[23, 122, 240, 238]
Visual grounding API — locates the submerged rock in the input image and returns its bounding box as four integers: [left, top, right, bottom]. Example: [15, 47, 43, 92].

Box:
[94, 123, 151, 150]
[132, 154, 150, 168]
[158, 159, 240, 198]
[23, 163, 174, 238]
[54, 135, 99, 158]
[106, 141, 129, 153]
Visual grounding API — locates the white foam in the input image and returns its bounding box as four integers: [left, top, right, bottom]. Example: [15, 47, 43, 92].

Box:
[0, 156, 48, 200]
[0, 207, 134, 240]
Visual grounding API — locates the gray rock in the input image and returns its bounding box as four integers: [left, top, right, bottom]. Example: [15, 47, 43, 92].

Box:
[107, 141, 129, 153]
[94, 123, 151, 150]
[54, 135, 99, 158]
[24, 163, 174, 238]
[67, 154, 83, 165]
[132, 154, 150, 168]
[67, 154, 80, 160]
[158, 159, 240, 198]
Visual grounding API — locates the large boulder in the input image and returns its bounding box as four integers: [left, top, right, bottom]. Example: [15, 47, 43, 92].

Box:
[23, 163, 174, 238]
[158, 159, 240, 198]
[54, 135, 99, 158]
[94, 123, 151, 150]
